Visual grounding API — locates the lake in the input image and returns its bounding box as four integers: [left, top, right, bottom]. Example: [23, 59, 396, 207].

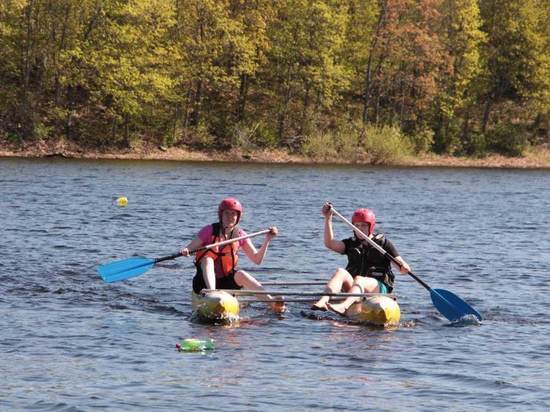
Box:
[1, 158, 549, 411]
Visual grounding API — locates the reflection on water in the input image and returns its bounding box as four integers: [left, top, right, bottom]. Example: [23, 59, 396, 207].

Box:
[1, 158, 549, 410]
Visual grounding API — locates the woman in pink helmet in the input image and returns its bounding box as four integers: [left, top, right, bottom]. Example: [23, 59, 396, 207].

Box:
[312, 202, 411, 313]
[181, 197, 284, 312]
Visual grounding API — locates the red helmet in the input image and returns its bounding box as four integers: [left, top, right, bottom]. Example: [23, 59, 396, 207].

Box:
[351, 208, 375, 235]
[218, 197, 243, 223]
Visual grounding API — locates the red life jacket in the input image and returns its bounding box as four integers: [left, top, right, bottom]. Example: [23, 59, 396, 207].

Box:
[195, 223, 239, 278]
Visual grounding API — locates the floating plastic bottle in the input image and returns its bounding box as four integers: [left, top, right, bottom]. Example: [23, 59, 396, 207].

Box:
[176, 338, 215, 352]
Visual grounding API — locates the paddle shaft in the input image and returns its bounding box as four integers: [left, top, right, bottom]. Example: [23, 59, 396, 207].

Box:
[329, 207, 431, 291]
[239, 298, 345, 303]
[261, 281, 327, 286]
[202, 289, 395, 298]
[156, 229, 271, 264]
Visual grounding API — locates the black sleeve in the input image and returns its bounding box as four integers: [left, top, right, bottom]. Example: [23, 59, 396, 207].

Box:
[382, 238, 399, 258]
[341, 238, 353, 255]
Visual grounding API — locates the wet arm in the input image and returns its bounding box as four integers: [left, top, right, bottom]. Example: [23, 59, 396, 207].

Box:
[392, 256, 411, 274]
[242, 228, 277, 265]
[180, 237, 203, 256]
[324, 215, 345, 253]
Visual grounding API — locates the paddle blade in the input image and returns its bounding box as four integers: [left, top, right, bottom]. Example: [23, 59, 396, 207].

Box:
[97, 256, 155, 283]
[430, 288, 482, 322]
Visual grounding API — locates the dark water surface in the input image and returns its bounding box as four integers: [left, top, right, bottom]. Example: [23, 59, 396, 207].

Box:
[1, 158, 549, 411]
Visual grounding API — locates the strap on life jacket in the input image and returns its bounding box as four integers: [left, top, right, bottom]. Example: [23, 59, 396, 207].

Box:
[345, 233, 394, 290]
[195, 223, 239, 278]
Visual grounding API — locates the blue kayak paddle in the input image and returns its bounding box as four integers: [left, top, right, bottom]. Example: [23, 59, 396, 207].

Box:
[330, 205, 482, 322]
[97, 229, 270, 283]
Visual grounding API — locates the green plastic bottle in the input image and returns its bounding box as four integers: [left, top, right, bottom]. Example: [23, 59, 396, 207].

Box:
[177, 338, 215, 352]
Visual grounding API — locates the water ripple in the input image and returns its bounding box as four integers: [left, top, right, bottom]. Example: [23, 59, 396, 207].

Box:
[1, 159, 549, 411]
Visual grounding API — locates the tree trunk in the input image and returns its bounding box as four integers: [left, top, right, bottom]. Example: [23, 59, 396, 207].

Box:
[181, 83, 194, 130]
[277, 66, 293, 145]
[398, 77, 406, 127]
[462, 105, 471, 142]
[190, 79, 203, 126]
[482, 94, 494, 133]
[374, 90, 381, 126]
[237, 73, 249, 122]
[363, 3, 386, 125]
[299, 82, 310, 136]
[21, 0, 37, 138]
[52, 4, 71, 105]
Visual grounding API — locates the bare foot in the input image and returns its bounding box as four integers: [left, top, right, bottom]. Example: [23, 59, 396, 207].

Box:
[270, 299, 286, 313]
[326, 302, 348, 316]
[311, 297, 329, 311]
[310, 302, 328, 311]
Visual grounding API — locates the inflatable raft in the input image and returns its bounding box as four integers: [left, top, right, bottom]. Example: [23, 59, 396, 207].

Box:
[191, 290, 240, 323]
[343, 294, 400, 326]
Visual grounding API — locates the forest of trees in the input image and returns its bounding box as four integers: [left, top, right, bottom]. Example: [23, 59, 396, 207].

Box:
[0, 0, 548, 158]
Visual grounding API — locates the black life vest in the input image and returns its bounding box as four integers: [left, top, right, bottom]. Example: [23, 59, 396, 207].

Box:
[343, 233, 395, 291]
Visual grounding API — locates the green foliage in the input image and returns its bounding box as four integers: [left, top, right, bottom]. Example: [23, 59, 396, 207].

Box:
[486, 123, 528, 157]
[265, 0, 350, 142]
[409, 126, 435, 154]
[232, 121, 278, 150]
[300, 121, 367, 161]
[363, 125, 413, 164]
[460, 131, 487, 157]
[300, 123, 412, 163]
[433, 0, 485, 151]
[432, 118, 462, 154]
[188, 121, 216, 149]
[300, 131, 339, 160]
[333, 124, 362, 160]
[254, 123, 279, 149]
[33, 121, 52, 141]
[0, 0, 547, 159]
[478, 0, 548, 134]
[481, 0, 546, 99]
[6, 131, 22, 144]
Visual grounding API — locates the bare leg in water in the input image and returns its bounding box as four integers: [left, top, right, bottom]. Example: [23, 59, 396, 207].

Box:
[311, 268, 354, 311]
[235, 269, 286, 313]
[326, 276, 380, 315]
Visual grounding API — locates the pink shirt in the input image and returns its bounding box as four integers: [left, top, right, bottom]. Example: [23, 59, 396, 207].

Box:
[197, 224, 247, 278]
[197, 225, 247, 247]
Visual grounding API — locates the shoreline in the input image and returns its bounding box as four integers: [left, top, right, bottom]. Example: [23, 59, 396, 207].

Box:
[1, 141, 549, 169]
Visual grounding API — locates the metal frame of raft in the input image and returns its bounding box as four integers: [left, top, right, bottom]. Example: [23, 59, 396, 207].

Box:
[191, 289, 401, 326]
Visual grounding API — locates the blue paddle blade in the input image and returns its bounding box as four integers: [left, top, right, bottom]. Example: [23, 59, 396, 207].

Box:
[430, 288, 482, 322]
[97, 257, 155, 283]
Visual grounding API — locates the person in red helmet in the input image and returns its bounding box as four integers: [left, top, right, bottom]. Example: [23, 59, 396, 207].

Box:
[180, 197, 284, 312]
[311, 202, 410, 313]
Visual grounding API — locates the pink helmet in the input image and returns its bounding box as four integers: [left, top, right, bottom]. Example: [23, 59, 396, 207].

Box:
[218, 197, 243, 223]
[351, 208, 376, 235]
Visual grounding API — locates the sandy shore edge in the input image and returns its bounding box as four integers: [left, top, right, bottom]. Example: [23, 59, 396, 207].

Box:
[1, 141, 549, 169]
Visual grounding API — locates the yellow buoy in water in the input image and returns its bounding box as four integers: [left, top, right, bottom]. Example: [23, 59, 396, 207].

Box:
[115, 196, 128, 207]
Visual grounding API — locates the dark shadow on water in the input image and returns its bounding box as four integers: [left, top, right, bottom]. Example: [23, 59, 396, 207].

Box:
[299, 309, 415, 330]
